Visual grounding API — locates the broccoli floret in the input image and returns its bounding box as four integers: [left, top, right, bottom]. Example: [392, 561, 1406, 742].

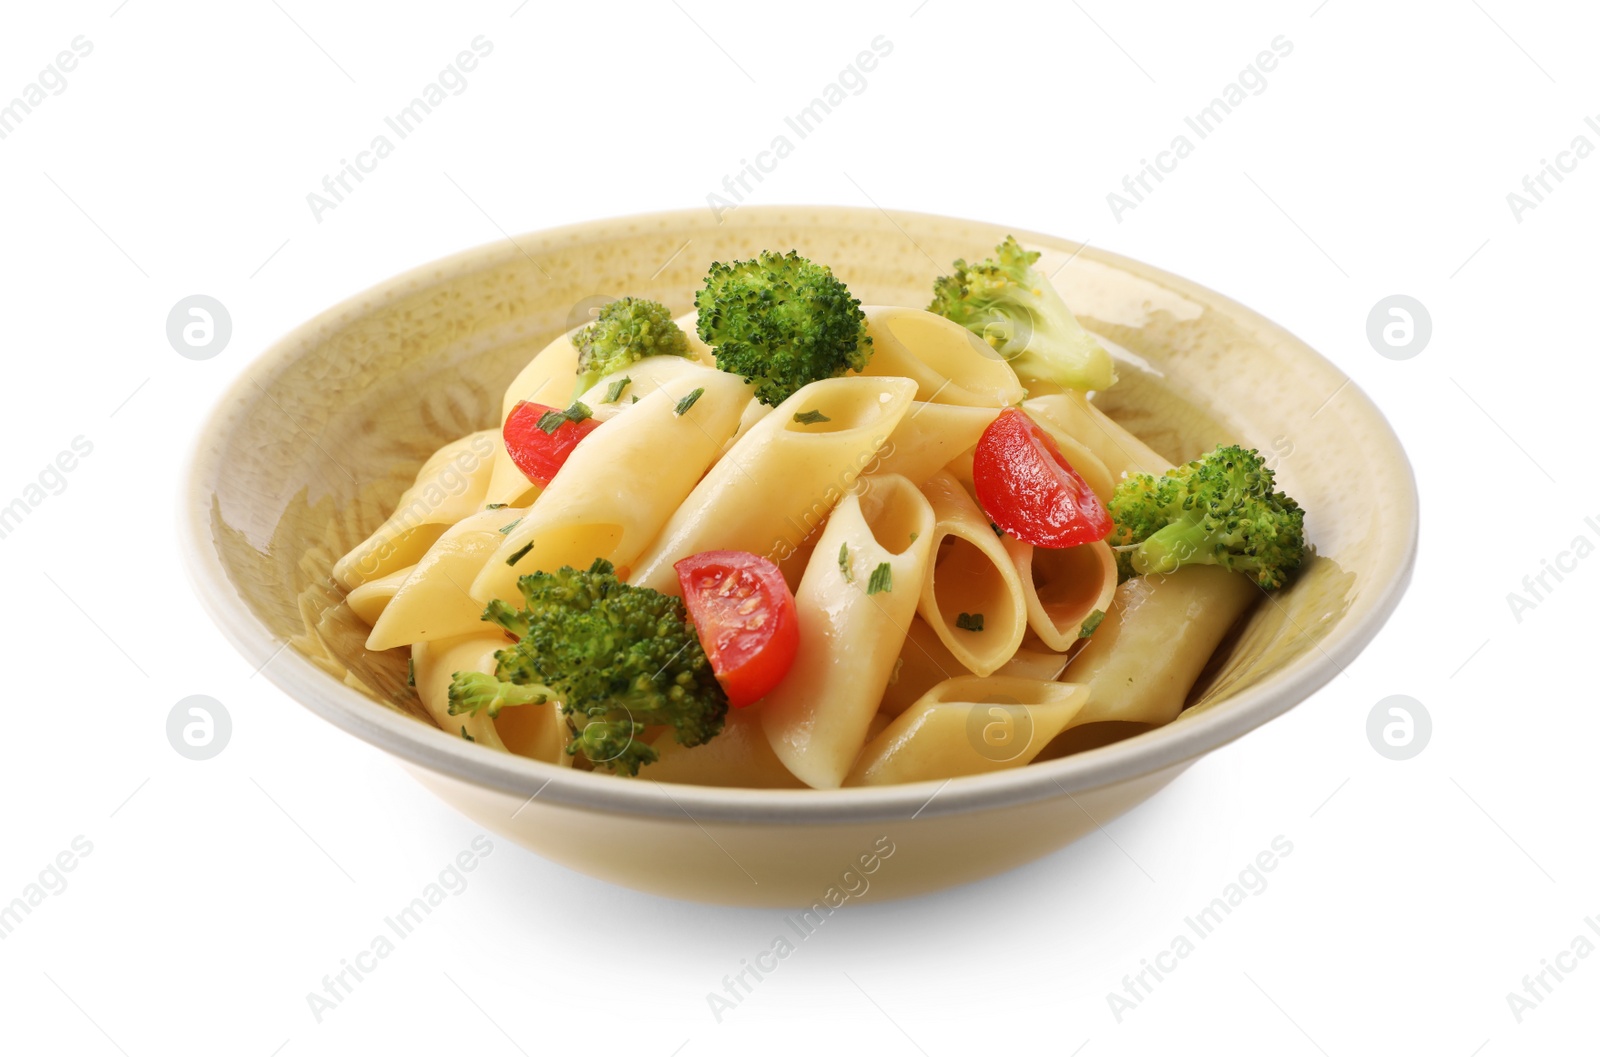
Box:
[1108, 445, 1307, 590]
[929, 235, 1115, 392]
[695, 250, 872, 405]
[571, 297, 691, 396]
[446, 558, 727, 775]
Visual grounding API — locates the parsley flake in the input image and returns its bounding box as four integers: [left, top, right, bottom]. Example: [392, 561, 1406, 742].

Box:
[674, 387, 706, 416]
[866, 562, 892, 595]
[1078, 609, 1106, 638]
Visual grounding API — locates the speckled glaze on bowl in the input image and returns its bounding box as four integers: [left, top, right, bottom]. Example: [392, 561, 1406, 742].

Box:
[181, 206, 1417, 906]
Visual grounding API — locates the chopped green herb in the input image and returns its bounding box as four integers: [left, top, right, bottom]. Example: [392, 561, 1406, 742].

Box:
[631, 394, 639, 403]
[674, 387, 706, 416]
[793, 409, 831, 425]
[484, 503, 508, 510]
[603, 376, 632, 404]
[1078, 609, 1106, 638]
[990, 522, 1005, 538]
[956, 612, 985, 632]
[564, 401, 593, 423]
[866, 562, 892, 595]
[460, 726, 475, 742]
[838, 542, 853, 582]
[498, 517, 524, 535]
[909, 531, 919, 543]
[407, 657, 416, 687]
[507, 541, 534, 566]
[536, 409, 568, 434]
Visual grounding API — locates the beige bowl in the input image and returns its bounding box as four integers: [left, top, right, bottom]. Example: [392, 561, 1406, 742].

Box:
[181, 206, 1416, 906]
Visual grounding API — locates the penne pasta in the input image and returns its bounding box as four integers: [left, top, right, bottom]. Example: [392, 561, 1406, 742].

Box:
[718, 393, 773, 460]
[472, 365, 754, 605]
[916, 471, 1028, 677]
[1005, 537, 1119, 652]
[411, 632, 510, 750]
[344, 564, 414, 625]
[870, 402, 999, 487]
[329, 239, 1316, 790]
[1023, 392, 1171, 480]
[412, 632, 574, 764]
[881, 616, 965, 718]
[575, 354, 708, 422]
[646, 706, 806, 789]
[673, 309, 718, 366]
[628, 376, 918, 595]
[997, 646, 1070, 682]
[333, 430, 498, 590]
[759, 474, 936, 789]
[846, 676, 1089, 785]
[1062, 565, 1258, 726]
[367, 507, 528, 651]
[861, 306, 1026, 407]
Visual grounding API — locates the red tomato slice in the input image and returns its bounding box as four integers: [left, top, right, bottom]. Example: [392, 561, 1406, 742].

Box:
[973, 407, 1112, 548]
[503, 401, 600, 487]
[675, 551, 800, 708]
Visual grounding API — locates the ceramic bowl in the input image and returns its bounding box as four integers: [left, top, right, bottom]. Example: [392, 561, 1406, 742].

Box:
[181, 206, 1417, 906]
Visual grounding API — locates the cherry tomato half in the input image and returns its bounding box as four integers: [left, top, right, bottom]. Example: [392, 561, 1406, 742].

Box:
[675, 550, 800, 708]
[973, 407, 1112, 548]
[503, 401, 601, 488]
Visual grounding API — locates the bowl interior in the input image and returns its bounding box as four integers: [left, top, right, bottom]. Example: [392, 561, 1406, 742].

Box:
[185, 206, 1415, 816]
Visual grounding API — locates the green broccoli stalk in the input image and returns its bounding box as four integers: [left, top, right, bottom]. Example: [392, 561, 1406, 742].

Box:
[929, 235, 1115, 392]
[446, 557, 727, 775]
[1108, 445, 1307, 590]
[447, 672, 552, 718]
[571, 297, 692, 396]
[695, 250, 872, 405]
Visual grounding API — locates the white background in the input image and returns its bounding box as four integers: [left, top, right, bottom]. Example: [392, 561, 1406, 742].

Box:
[0, 1, 1594, 1053]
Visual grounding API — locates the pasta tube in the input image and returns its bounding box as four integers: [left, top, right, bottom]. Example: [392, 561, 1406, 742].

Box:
[1005, 537, 1118, 652]
[575, 354, 707, 423]
[367, 507, 527, 650]
[846, 676, 1089, 786]
[916, 471, 1028, 677]
[870, 402, 998, 487]
[759, 474, 935, 789]
[411, 633, 509, 750]
[472, 365, 754, 604]
[997, 647, 1070, 682]
[646, 707, 806, 789]
[344, 565, 414, 625]
[880, 616, 964, 718]
[412, 632, 572, 765]
[629, 376, 918, 595]
[333, 429, 498, 589]
[861, 306, 1025, 407]
[1062, 565, 1258, 726]
[1023, 392, 1170, 480]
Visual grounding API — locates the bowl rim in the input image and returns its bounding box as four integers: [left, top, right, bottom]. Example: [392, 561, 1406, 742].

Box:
[180, 204, 1418, 824]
